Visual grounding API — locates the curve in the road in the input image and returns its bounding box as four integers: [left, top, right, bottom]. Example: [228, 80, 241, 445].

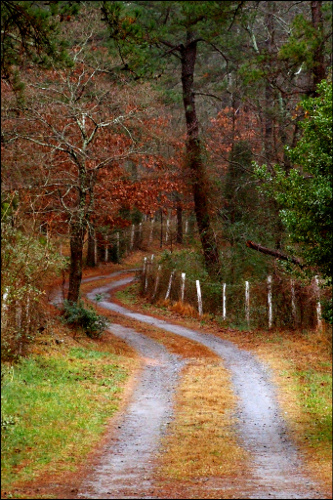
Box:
[79, 271, 324, 499]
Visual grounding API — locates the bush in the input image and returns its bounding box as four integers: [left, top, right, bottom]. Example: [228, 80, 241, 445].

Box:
[62, 300, 109, 338]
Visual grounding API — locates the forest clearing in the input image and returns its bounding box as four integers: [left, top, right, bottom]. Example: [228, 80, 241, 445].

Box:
[1, 2, 332, 499]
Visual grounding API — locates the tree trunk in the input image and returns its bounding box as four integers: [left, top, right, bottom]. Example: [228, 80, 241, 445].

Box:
[311, 1, 326, 95]
[67, 222, 86, 303]
[180, 37, 220, 276]
[86, 226, 96, 267]
[264, 5, 275, 167]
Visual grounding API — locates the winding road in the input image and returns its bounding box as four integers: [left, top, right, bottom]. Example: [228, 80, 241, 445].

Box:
[75, 271, 326, 499]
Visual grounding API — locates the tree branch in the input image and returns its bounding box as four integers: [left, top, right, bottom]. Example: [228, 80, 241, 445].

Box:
[246, 240, 304, 268]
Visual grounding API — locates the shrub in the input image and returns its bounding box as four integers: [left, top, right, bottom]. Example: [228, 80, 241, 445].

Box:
[62, 300, 109, 338]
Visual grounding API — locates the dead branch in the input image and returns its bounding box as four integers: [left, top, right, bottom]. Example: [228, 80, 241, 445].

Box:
[246, 240, 304, 268]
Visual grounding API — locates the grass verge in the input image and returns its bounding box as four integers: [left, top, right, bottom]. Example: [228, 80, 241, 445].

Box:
[1, 325, 139, 499]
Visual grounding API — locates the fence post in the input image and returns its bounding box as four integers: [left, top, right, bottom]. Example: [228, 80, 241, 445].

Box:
[153, 265, 161, 298]
[149, 219, 154, 245]
[314, 276, 322, 331]
[181, 273, 186, 302]
[245, 281, 250, 326]
[1, 287, 9, 329]
[139, 222, 142, 242]
[222, 283, 226, 320]
[165, 219, 170, 242]
[291, 280, 297, 325]
[94, 239, 97, 265]
[130, 224, 135, 250]
[143, 256, 147, 287]
[105, 245, 108, 262]
[165, 270, 174, 300]
[196, 280, 203, 316]
[267, 275, 273, 329]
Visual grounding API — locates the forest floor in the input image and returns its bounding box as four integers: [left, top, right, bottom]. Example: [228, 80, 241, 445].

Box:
[1, 251, 332, 499]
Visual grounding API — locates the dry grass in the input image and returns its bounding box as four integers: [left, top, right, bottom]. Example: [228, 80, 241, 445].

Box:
[80, 274, 249, 488]
[248, 330, 332, 494]
[77, 260, 331, 497]
[157, 360, 248, 481]
[107, 264, 332, 496]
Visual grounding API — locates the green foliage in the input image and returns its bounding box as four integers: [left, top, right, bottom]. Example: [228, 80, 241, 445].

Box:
[101, 1, 242, 79]
[62, 300, 109, 338]
[1, 194, 67, 360]
[1, 0, 77, 102]
[255, 79, 332, 322]
[159, 248, 209, 282]
[278, 5, 332, 73]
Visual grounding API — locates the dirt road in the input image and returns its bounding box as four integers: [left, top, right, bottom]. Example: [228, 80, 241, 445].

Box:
[76, 271, 326, 499]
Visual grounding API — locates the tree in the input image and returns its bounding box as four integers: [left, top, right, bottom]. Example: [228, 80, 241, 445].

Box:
[2, 55, 142, 303]
[255, 78, 332, 318]
[101, 1, 248, 277]
[1, 1, 79, 96]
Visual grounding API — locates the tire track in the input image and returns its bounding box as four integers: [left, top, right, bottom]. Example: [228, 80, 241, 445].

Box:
[77, 271, 325, 499]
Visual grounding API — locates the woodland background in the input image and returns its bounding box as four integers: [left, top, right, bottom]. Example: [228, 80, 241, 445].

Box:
[1, 0, 332, 359]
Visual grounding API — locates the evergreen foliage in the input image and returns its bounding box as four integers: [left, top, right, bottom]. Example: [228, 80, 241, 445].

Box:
[255, 78, 332, 321]
[62, 300, 109, 338]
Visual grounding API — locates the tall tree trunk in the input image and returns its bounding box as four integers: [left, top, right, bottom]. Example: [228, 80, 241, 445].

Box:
[264, 4, 275, 167]
[67, 222, 86, 304]
[180, 37, 220, 276]
[86, 226, 96, 267]
[311, 1, 326, 95]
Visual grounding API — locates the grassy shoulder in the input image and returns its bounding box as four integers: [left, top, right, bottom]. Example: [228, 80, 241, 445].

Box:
[115, 280, 332, 496]
[1, 316, 139, 500]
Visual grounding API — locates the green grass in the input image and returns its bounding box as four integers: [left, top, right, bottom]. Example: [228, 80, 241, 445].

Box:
[295, 369, 332, 445]
[1, 347, 129, 490]
[115, 283, 140, 305]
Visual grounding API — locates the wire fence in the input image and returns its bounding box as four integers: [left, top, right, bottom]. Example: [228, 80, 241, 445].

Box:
[55, 217, 327, 331]
[140, 257, 325, 331]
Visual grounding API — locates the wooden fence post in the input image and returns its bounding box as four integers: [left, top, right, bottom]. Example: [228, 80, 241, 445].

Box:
[291, 280, 297, 325]
[143, 257, 148, 291]
[314, 276, 322, 331]
[267, 275, 273, 328]
[222, 283, 226, 320]
[181, 273, 186, 302]
[245, 281, 250, 326]
[130, 224, 135, 250]
[153, 265, 161, 298]
[196, 280, 203, 316]
[165, 219, 170, 242]
[149, 219, 154, 245]
[165, 270, 174, 300]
